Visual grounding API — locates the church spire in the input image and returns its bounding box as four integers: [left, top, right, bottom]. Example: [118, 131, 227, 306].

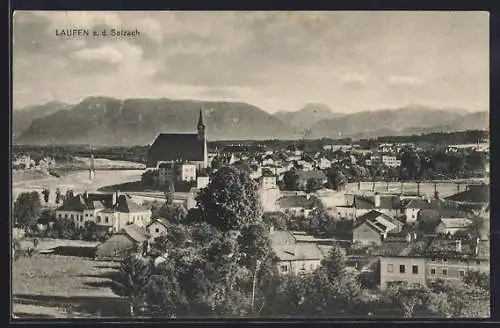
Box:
[197, 107, 206, 140]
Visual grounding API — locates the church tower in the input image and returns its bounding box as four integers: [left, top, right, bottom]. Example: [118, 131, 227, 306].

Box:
[197, 108, 206, 141]
[197, 108, 208, 169]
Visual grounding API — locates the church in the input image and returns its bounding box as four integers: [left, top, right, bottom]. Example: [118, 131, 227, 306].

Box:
[146, 108, 208, 170]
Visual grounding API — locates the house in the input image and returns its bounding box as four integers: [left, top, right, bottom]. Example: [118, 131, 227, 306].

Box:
[380, 239, 490, 289]
[382, 155, 401, 167]
[146, 218, 169, 242]
[352, 210, 404, 245]
[55, 192, 152, 233]
[336, 193, 401, 220]
[158, 162, 197, 187]
[269, 230, 324, 276]
[95, 224, 148, 259]
[146, 109, 208, 170]
[186, 187, 200, 210]
[434, 218, 473, 235]
[278, 194, 317, 217]
[196, 174, 210, 189]
[317, 158, 332, 170]
[400, 198, 431, 223]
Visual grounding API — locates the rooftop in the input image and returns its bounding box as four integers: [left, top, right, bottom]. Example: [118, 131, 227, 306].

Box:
[272, 243, 324, 261]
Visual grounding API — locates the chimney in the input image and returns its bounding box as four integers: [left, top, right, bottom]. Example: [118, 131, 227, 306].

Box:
[306, 194, 311, 200]
[112, 192, 117, 207]
[455, 239, 462, 253]
[84, 190, 88, 200]
[374, 192, 381, 208]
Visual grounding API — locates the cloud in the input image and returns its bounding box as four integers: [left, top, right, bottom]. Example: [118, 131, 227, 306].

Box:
[71, 46, 124, 64]
[12, 11, 489, 113]
[388, 75, 424, 86]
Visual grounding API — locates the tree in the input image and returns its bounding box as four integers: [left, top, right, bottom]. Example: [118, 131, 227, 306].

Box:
[262, 212, 288, 231]
[399, 147, 421, 180]
[42, 188, 50, 203]
[382, 282, 432, 318]
[13, 191, 42, 229]
[307, 202, 335, 236]
[110, 252, 154, 317]
[53, 217, 76, 239]
[306, 178, 323, 194]
[195, 166, 262, 231]
[325, 168, 347, 191]
[83, 221, 98, 241]
[237, 223, 272, 271]
[142, 272, 188, 317]
[55, 188, 62, 205]
[283, 170, 300, 191]
[463, 271, 490, 290]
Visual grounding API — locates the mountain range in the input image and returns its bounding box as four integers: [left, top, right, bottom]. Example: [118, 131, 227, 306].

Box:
[13, 98, 488, 146]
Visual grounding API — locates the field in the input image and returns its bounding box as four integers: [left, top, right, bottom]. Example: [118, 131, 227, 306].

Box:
[12, 254, 126, 318]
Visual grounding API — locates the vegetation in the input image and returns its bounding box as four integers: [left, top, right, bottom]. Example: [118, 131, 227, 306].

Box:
[13, 191, 42, 229]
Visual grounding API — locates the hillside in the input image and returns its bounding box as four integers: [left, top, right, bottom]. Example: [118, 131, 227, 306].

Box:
[15, 97, 293, 145]
[274, 103, 345, 130]
[13, 101, 72, 138]
[14, 98, 488, 145]
[308, 105, 480, 139]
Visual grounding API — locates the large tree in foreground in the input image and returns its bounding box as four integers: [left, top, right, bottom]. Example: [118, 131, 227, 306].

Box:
[195, 166, 262, 231]
[13, 191, 42, 229]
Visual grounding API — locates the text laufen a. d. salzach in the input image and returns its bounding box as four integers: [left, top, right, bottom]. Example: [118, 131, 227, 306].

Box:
[55, 28, 141, 38]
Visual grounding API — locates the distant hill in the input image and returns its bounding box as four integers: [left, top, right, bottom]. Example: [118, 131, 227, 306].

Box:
[307, 105, 483, 139]
[13, 101, 72, 138]
[274, 103, 345, 131]
[14, 99, 488, 145]
[14, 97, 293, 146]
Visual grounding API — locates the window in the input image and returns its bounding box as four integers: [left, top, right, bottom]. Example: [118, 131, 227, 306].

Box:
[431, 258, 436, 262]
[97, 217, 101, 223]
[281, 265, 288, 272]
[387, 264, 394, 273]
[459, 270, 465, 277]
[155, 228, 160, 233]
[442, 258, 447, 263]
[476, 260, 481, 265]
[105, 217, 109, 223]
[58, 214, 62, 218]
[70, 214, 74, 219]
[412, 265, 419, 274]
[442, 269, 448, 276]
[85, 214, 88, 217]
[399, 265, 406, 274]
[89, 213, 93, 217]
[430, 268, 436, 275]
[80, 217, 83, 222]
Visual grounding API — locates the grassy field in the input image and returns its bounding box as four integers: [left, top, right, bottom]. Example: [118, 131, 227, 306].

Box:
[12, 254, 119, 298]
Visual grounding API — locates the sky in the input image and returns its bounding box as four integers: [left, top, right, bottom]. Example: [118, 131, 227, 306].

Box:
[12, 11, 489, 113]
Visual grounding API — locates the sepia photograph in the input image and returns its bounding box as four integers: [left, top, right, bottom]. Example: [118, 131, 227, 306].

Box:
[11, 11, 490, 319]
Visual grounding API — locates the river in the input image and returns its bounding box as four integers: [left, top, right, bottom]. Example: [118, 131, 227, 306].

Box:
[12, 169, 143, 203]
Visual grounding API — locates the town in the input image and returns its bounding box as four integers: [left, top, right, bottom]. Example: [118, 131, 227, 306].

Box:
[12, 109, 490, 318]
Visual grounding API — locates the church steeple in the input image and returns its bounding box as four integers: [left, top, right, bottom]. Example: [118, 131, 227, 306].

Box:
[197, 108, 206, 140]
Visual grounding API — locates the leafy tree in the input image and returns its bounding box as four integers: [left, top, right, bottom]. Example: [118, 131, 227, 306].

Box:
[153, 202, 188, 224]
[307, 202, 335, 236]
[53, 217, 76, 239]
[381, 282, 432, 318]
[13, 191, 42, 229]
[325, 168, 347, 191]
[237, 223, 272, 270]
[399, 147, 421, 180]
[110, 252, 154, 317]
[463, 271, 490, 290]
[262, 211, 288, 231]
[42, 188, 50, 203]
[306, 177, 323, 194]
[196, 166, 262, 231]
[283, 170, 300, 191]
[83, 221, 98, 241]
[55, 188, 62, 204]
[143, 272, 188, 318]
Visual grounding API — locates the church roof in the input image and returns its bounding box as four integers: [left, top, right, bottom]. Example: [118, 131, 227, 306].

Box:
[147, 133, 205, 168]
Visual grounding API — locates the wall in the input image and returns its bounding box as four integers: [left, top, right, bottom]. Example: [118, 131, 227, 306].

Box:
[405, 208, 420, 222]
[425, 257, 490, 284]
[379, 256, 427, 289]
